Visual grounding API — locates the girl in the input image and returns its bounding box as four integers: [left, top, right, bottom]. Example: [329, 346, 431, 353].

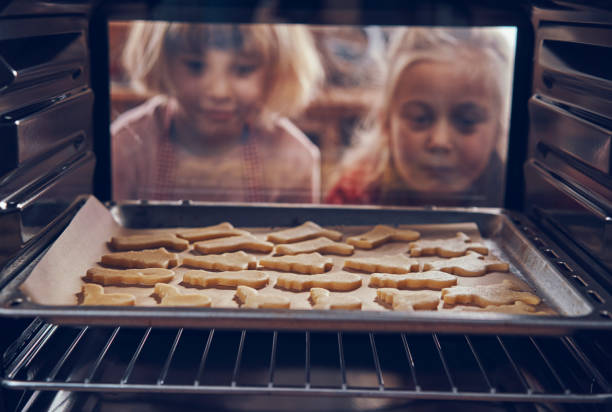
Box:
[112, 23, 324, 203]
[326, 27, 514, 206]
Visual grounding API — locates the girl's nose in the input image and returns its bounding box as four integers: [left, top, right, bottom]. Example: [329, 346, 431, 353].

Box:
[205, 73, 231, 101]
[426, 119, 453, 152]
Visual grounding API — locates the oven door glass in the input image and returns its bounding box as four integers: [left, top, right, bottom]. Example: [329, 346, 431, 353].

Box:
[109, 21, 516, 207]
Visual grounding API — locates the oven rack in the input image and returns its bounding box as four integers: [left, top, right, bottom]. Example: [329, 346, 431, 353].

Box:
[2, 320, 611, 405]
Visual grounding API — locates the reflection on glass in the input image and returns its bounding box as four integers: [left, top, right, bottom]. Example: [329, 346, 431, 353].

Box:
[111, 23, 323, 203]
[327, 27, 515, 207]
[109, 22, 516, 207]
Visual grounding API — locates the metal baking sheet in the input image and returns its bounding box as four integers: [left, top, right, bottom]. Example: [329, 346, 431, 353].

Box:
[0, 195, 610, 335]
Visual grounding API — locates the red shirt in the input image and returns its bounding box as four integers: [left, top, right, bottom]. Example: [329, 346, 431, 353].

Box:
[326, 167, 379, 205]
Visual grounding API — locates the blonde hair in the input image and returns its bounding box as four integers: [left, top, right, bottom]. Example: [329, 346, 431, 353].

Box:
[333, 27, 514, 192]
[122, 22, 324, 120]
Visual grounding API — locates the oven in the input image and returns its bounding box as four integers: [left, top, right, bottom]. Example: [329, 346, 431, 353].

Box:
[0, 0, 611, 411]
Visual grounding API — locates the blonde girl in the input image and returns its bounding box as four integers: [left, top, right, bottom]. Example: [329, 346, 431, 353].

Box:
[112, 22, 324, 202]
[326, 27, 514, 206]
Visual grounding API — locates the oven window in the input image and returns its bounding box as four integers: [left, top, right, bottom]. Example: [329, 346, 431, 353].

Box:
[109, 22, 516, 207]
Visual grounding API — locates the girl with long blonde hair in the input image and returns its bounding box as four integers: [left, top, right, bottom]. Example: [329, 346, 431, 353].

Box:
[326, 27, 514, 206]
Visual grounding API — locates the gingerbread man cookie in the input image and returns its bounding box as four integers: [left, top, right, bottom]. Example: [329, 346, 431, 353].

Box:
[376, 288, 441, 311]
[153, 283, 212, 307]
[347, 225, 420, 249]
[343, 254, 420, 274]
[81, 284, 135, 306]
[266, 221, 342, 244]
[275, 272, 362, 292]
[259, 253, 333, 274]
[101, 248, 180, 269]
[182, 270, 269, 289]
[309, 288, 362, 310]
[235, 286, 291, 309]
[369, 271, 457, 290]
[274, 237, 354, 256]
[85, 267, 175, 286]
[408, 232, 488, 257]
[176, 222, 249, 242]
[194, 235, 274, 254]
[425, 251, 509, 277]
[182, 251, 257, 271]
[110, 234, 189, 252]
[441, 280, 541, 307]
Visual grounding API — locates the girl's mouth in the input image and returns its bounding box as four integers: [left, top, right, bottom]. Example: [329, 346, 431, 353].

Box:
[421, 164, 456, 179]
[201, 109, 235, 121]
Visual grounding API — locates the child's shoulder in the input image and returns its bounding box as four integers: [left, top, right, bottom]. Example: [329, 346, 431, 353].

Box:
[266, 117, 320, 162]
[325, 165, 378, 205]
[111, 95, 171, 145]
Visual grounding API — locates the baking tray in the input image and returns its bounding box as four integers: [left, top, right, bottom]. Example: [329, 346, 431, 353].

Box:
[0, 195, 611, 335]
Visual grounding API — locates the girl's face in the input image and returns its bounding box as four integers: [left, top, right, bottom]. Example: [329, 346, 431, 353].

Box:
[170, 48, 266, 140]
[387, 59, 500, 193]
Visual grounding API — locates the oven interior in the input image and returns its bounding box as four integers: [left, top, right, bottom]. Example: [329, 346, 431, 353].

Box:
[0, 0, 611, 410]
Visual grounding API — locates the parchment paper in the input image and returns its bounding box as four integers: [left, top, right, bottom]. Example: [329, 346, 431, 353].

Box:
[20, 196, 554, 314]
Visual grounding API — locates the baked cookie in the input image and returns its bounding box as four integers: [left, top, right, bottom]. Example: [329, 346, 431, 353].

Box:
[110, 234, 189, 252]
[266, 221, 342, 244]
[274, 237, 354, 256]
[408, 232, 488, 257]
[425, 251, 509, 277]
[194, 235, 274, 254]
[310, 288, 361, 310]
[369, 271, 457, 290]
[376, 288, 441, 311]
[458, 301, 553, 315]
[101, 248, 180, 269]
[182, 270, 269, 289]
[176, 222, 249, 242]
[235, 286, 291, 309]
[347, 225, 420, 249]
[153, 283, 212, 307]
[275, 272, 362, 292]
[343, 255, 420, 274]
[441, 280, 541, 307]
[182, 251, 257, 271]
[85, 267, 174, 286]
[259, 253, 333, 274]
[81, 284, 135, 306]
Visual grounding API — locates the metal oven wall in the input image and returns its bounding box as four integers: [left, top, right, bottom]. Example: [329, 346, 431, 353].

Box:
[0, 1, 95, 270]
[0, 2, 96, 410]
[524, 1, 612, 292]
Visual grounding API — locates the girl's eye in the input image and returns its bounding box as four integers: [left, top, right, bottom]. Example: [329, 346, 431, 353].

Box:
[184, 60, 206, 75]
[233, 64, 258, 77]
[452, 104, 488, 134]
[400, 102, 434, 131]
[453, 117, 478, 134]
[410, 114, 433, 128]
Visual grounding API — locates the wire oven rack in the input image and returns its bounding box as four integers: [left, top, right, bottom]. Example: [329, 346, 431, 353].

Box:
[2, 319, 611, 408]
